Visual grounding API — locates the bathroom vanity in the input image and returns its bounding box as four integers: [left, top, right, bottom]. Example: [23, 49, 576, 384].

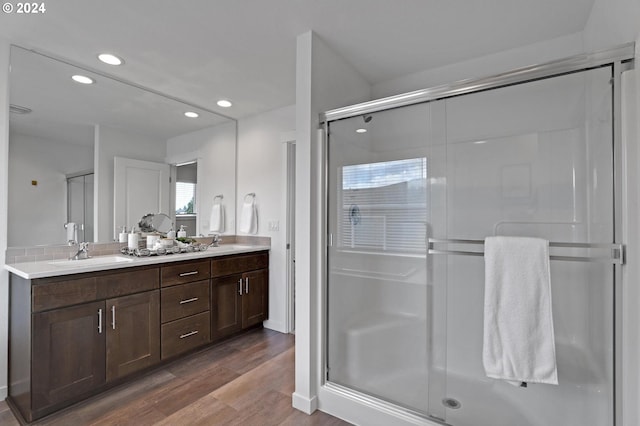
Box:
[4, 246, 269, 422]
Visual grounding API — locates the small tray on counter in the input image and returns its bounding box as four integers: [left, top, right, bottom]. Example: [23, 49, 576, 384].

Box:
[120, 242, 210, 257]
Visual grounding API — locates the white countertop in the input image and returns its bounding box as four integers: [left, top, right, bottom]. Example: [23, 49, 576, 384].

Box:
[4, 244, 270, 280]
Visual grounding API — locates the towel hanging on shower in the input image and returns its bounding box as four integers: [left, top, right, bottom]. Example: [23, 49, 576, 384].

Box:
[483, 236, 558, 386]
[239, 193, 258, 234]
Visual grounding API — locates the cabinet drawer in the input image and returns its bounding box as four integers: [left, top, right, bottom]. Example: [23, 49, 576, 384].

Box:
[161, 280, 210, 323]
[32, 277, 97, 312]
[161, 311, 210, 359]
[211, 252, 268, 277]
[161, 260, 211, 287]
[97, 267, 159, 298]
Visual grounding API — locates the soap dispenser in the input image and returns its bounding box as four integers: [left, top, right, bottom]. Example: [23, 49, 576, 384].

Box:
[177, 225, 187, 238]
[118, 226, 128, 243]
[166, 227, 176, 239]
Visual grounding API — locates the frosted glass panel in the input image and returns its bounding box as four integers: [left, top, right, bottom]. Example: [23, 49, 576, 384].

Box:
[443, 67, 614, 426]
[326, 103, 446, 419]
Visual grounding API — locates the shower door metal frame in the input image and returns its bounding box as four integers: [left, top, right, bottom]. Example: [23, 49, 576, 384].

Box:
[321, 42, 635, 426]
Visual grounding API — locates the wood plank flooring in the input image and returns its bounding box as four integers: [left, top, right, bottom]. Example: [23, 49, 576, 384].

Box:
[0, 329, 351, 426]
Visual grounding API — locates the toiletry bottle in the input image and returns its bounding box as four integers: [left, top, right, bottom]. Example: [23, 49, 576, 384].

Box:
[178, 225, 187, 238]
[166, 227, 176, 239]
[118, 226, 128, 243]
[128, 227, 139, 250]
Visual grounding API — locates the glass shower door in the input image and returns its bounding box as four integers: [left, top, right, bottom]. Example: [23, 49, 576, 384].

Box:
[325, 103, 448, 421]
[67, 173, 94, 243]
[440, 66, 615, 426]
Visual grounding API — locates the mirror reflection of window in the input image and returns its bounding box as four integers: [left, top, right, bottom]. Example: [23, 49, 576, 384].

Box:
[175, 161, 197, 236]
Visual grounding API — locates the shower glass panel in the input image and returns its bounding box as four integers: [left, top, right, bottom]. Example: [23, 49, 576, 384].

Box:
[326, 65, 615, 426]
[67, 173, 94, 243]
[441, 67, 614, 426]
[326, 103, 448, 420]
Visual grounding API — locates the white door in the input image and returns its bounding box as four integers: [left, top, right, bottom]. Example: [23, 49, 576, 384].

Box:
[114, 157, 170, 236]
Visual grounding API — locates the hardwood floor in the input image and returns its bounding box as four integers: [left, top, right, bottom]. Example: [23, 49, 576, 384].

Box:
[0, 329, 351, 426]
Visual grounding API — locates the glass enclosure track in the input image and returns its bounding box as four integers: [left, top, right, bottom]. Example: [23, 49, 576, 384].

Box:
[322, 43, 634, 122]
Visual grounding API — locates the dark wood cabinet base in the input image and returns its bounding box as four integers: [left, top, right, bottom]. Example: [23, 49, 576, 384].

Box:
[8, 251, 269, 424]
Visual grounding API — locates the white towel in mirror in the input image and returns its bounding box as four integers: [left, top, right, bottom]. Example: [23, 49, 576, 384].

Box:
[209, 202, 224, 233]
[239, 196, 257, 234]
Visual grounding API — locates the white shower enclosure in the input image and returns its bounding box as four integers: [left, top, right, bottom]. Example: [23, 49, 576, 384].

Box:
[324, 45, 632, 426]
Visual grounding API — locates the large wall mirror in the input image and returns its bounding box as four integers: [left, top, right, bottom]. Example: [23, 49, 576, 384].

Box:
[8, 46, 237, 247]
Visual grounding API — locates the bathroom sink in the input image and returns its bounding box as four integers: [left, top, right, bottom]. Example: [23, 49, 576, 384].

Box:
[49, 255, 134, 267]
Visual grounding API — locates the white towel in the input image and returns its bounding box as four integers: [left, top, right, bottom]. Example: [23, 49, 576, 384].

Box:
[66, 222, 77, 243]
[239, 198, 257, 234]
[483, 236, 558, 386]
[209, 202, 224, 233]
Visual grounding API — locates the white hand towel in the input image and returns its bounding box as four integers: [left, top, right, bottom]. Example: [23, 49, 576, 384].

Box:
[209, 203, 224, 233]
[483, 236, 558, 386]
[239, 199, 257, 234]
[66, 222, 77, 243]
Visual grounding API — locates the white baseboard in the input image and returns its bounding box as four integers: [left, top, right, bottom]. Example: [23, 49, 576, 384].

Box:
[263, 319, 287, 333]
[292, 392, 318, 414]
[0, 385, 7, 400]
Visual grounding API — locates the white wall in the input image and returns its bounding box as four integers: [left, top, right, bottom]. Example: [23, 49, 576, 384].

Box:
[8, 132, 93, 246]
[373, 32, 584, 99]
[583, 0, 640, 51]
[236, 104, 295, 333]
[0, 37, 10, 400]
[166, 121, 236, 237]
[94, 125, 166, 241]
[294, 30, 371, 416]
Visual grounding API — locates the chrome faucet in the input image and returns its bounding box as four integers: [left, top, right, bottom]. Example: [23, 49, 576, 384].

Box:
[210, 234, 221, 247]
[71, 242, 90, 260]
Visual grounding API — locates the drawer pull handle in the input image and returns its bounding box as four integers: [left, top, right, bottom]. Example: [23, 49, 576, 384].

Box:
[98, 309, 103, 334]
[180, 330, 199, 339]
[179, 271, 199, 277]
[179, 297, 199, 304]
[238, 278, 243, 295]
[111, 305, 116, 330]
[245, 277, 249, 294]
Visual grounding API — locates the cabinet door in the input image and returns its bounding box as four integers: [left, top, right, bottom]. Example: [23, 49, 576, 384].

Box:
[32, 301, 106, 411]
[106, 291, 160, 381]
[211, 274, 242, 339]
[242, 269, 268, 328]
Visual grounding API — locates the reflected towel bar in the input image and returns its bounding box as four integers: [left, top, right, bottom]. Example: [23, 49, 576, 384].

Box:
[428, 238, 625, 265]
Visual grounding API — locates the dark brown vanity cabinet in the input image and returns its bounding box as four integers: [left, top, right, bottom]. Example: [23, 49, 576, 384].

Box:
[211, 251, 269, 339]
[8, 251, 269, 423]
[10, 266, 160, 422]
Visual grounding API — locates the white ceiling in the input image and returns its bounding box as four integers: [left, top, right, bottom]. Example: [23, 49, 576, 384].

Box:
[0, 0, 596, 119]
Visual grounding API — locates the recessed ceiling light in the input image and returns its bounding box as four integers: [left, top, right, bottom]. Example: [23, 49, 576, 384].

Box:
[71, 75, 94, 84]
[184, 111, 199, 118]
[356, 128, 367, 133]
[217, 99, 232, 108]
[98, 53, 124, 66]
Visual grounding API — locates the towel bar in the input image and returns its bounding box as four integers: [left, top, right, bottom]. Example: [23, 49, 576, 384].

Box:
[428, 238, 625, 265]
